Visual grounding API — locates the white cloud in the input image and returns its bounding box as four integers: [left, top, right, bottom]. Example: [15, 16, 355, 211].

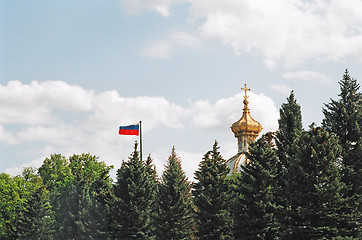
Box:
[142, 31, 200, 58]
[283, 70, 333, 85]
[170, 31, 200, 47]
[142, 40, 172, 59]
[0, 80, 93, 125]
[1, 80, 278, 179]
[192, 0, 362, 67]
[271, 84, 292, 96]
[0, 125, 17, 145]
[125, 0, 362, 67]
[193, 0, 362, 67]
[190, 92, 278, 133]
[120, 0, 182, 17]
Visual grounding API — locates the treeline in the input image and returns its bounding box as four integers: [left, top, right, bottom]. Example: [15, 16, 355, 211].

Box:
[1, 70, 360, 240]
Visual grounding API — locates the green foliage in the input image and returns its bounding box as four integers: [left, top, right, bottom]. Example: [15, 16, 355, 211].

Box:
[286, 126, 345, 239]
[109, 143, 157, 239]
[38, 154, 72, 194]
[193, 141, 233, 240]
[1, 69, 360, 239]
[274, 91, 304, 237]
[154, 147, 194, 240]
[69, 153, 114, 204]
[322, 69, 362, 238]
[58, 180, 107, 240]
[233, 133, 280, 240]
[17, 186, 55, 240]
[0, 173, 23, 239]
[0, 168, 44, 239]
[275, 90, 303, 170]
[38, 153, 113, 238]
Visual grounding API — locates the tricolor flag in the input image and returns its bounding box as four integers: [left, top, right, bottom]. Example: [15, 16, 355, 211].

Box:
[119, 124, 140, 136]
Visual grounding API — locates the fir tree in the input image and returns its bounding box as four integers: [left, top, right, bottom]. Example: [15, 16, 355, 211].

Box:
[287, 126, 344, 239]
[274, 91, 303, 238]
[109, 143, 156, 239]
[322, 69, 361, 237]
[233, 133, 279, 240]
[154, 147, 194, 240]
[193, 141, 233, 240]
[17, 186, 55, 240]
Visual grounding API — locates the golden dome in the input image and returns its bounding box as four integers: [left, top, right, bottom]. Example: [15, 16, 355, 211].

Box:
[230, 84, 262, 137]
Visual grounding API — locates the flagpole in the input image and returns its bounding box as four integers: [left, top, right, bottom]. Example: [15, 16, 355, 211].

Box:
[139, 120, 142, 161]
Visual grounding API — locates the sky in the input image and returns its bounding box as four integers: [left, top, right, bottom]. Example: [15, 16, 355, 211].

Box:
[1, 0, 362, 180]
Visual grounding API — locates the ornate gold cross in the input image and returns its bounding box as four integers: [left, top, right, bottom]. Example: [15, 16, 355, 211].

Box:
[241, 84, 250, 99]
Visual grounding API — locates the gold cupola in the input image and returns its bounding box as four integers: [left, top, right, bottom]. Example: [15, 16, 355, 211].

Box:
[227, 84, 263, 172]
[231, 84, 263, 152]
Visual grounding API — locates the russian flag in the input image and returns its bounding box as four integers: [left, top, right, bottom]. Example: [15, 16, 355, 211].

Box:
[119, 124, 139, 135]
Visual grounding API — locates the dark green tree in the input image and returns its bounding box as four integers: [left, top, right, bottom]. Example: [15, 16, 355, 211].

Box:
[322, 69, 361, 237]
[109, 143, 156, 239]
[274, 91, 303, 238]
[17, 186, 55, 240]
[233, 133, 279, 240]
[154, 147, 194, 240]
[58, 180, 107, 240]
[287, 126, 345, 239]
[144, 154, 159, 237]
[193, 141, 233, 240]
[275, 90, 303, 170]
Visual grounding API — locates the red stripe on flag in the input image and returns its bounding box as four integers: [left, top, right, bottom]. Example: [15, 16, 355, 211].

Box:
[119, 129, 139, 135]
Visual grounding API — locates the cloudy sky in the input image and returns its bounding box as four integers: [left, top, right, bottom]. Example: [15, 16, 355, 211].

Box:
[1, 0, 362, 180]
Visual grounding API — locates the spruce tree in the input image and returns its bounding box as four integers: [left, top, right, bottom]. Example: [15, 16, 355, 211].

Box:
[322, 69, 361, 237]
[144, 154, 158, 237]
[233, 133, 279, 240]
[274, 91, 303, 238]
[275, 90, 303, 170]
[154, 147, 194, 240]
[287, 126, 344, 239]
[17, 186, 55, 240]
[193, 141, 233, 240]
[109, 143, 156, 239]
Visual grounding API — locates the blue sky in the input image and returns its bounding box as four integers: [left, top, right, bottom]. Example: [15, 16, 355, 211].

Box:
[1, 0, 362, 179]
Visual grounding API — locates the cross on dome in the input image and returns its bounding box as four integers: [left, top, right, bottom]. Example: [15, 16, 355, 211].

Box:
[241, 84, 250, 99]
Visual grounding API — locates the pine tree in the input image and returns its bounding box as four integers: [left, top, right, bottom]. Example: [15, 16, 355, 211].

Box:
[58, 180, 108, 240]
[322, 69, 361, 237]
[109, 143, 156, 239]
[287, 126, 345, 239]
[17, 186, 55, 240]
[274, 91, 303, 238]
[233, 133, 279, 240]
[154, 147, 194, 240]
[193, 141, 233, 240]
